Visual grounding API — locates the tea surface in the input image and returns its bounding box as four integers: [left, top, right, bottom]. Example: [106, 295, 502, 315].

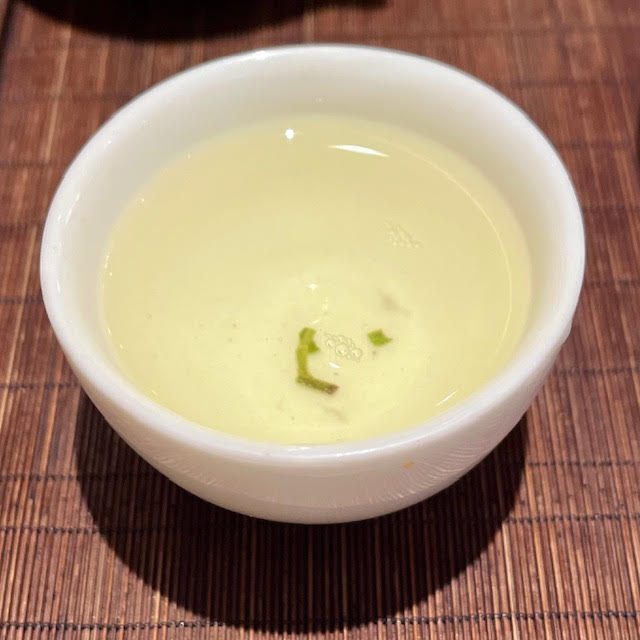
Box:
[101, 114, 531, 444]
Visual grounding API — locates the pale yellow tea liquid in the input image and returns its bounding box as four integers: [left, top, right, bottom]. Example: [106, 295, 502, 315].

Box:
[101, 114, 531, 444]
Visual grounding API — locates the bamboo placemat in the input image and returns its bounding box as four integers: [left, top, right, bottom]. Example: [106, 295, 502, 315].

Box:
[1, 0, 639, 638]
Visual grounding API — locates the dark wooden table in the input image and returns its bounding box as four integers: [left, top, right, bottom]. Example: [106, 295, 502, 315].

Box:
[1, 1, 639, 638]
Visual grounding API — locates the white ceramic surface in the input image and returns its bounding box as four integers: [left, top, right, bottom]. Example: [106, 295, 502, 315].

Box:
[40, 45, 584, 523]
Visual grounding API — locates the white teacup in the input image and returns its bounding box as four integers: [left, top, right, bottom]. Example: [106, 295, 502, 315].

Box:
[40, 45, 584, 523]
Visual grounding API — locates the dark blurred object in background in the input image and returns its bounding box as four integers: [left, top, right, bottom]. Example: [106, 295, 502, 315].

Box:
[21, 0, 385, 40]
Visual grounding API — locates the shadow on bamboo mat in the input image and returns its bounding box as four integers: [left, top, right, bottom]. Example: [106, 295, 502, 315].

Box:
[21, 0, 385, 40]
[73, 393, 527, 632]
